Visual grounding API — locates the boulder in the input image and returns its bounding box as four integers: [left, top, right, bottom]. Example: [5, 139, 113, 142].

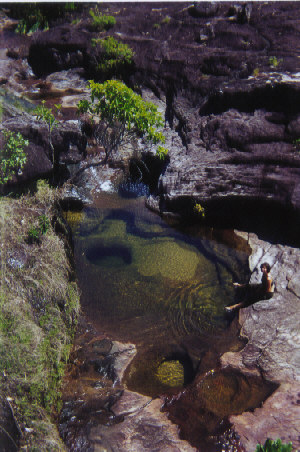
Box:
[1, 111, 86, 184]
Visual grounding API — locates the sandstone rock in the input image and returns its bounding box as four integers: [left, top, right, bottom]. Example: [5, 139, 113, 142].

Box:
[1, 112, 86, 184]
[230, 383, 300, 452]
[89, 396, 196, 452]
[220, 232, 300, 451]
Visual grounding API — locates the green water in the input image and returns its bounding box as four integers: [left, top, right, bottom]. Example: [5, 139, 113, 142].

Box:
[67, 193, 250, 347]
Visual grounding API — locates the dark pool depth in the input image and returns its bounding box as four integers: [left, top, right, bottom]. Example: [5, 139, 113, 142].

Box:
[65, 192, 251, 386]
[63, 192, 277, 451]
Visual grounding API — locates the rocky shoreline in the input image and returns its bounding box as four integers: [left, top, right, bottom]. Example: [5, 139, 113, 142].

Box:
[221, 232, 300, 451]
[0, 2, 300, 450]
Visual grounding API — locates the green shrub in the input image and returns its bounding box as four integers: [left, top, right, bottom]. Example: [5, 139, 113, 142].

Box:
[293, 138, 300, 150]
[91, 36, 134, 76]
[89, 7, 116, 31]
[10, 3, 78, 35]
[162, 15, 171, 24]
[255, 439, 293, 452]
[194, 202, 205, 219]
[27, 215, 50, 244]
[77, 79, 168, 162]
[0, 129, 28, 184]
[269, 56, 282, 68]
[34, 101, 61, 173]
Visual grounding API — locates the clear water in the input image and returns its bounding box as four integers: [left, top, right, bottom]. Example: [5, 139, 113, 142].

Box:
[63, 192, 278, 452]
[66, 192, 250, 356]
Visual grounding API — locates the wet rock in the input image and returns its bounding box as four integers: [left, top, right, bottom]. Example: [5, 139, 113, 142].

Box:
[220, 232, 300, 451]
[88, 396, 196, 452]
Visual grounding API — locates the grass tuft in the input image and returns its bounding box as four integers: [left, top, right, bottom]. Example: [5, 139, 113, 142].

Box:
[0, 181, 80, 450]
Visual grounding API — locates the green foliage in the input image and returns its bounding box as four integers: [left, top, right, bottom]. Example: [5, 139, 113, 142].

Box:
[91, 36, 134, 76]
[71, 18, 81, 26]
[162, 15, 171, 24]
[28, 226, 41, 244]
[27, 215, 51, 244]
[269, 56, 282, 68]
[34, 101, 61, 170]
[194, 202, 205, 219]
[293, 138, 300, 150]
[78, 79, 168, 161]
[34, 101, 60, 134]
[65, 2, 76, 11]
[15, 6, 49, 35]
[156, 145, 169, 160]
[0, 190, 80, 449]
[153, 23, 161, 29]
[0, 129, 28, 184]
[255, 438, 293, 452]
[39, 214, 50, 235]
[89, 7, 116, 31]
[11, 3, 77, 35]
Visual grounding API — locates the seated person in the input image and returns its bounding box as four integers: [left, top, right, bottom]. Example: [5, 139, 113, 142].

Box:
[225, 262, 274, 312]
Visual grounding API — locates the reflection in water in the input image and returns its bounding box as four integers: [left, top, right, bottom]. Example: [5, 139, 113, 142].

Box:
[66, 193, 251, 347]
[63, 192, 267, 451]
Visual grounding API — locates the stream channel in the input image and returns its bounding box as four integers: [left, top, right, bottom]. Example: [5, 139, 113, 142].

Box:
[61, 189, 277, 452]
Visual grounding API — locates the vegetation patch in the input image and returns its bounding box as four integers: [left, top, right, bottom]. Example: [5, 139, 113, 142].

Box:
[256, 438, 293, 452]
[0, 181, 80, 450]
[0, 129, 28, 185]
[78, 79, 168, 162]
[8, 3, 78, 35]
[89, 7, 116, 31]
[91, 36, 134, 78]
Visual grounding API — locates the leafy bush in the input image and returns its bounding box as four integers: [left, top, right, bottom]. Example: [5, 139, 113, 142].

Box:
[269, 56, 282, 68]
[91, 36, 134, 77]
[89, 7, 116, 31]
[78, 79, 168, 161]
[0, 129, 28, 184]
[255, 439, 293, 452]
[194, 202, 205, 218]
[10, 3, 78, 35]
[162, 15, 171, 24]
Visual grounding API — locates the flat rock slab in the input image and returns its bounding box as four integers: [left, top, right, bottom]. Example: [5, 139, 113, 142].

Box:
[89, 394, 196, 452]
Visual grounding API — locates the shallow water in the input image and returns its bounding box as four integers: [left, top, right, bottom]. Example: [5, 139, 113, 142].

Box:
[63, 192, 278, 451]
[66, 192, 251, 389]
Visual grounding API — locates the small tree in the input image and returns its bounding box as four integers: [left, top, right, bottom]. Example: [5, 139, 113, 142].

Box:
[0, 129, 28, 184]
[78, 80, 168, 162]
[34, 101, 61, 173]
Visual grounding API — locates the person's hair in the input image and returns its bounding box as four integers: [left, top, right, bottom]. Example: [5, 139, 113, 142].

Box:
[260, 262, 271, 272]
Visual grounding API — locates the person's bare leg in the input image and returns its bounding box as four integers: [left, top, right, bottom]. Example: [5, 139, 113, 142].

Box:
[225, 302, 245, 312]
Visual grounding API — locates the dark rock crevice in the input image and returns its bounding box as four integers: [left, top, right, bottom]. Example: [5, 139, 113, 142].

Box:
[200, 84, 300, 116]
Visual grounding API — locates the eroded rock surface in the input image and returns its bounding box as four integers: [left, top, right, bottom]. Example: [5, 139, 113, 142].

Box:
[60, 323, 195, 452]
[221, 232, 300, 451]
